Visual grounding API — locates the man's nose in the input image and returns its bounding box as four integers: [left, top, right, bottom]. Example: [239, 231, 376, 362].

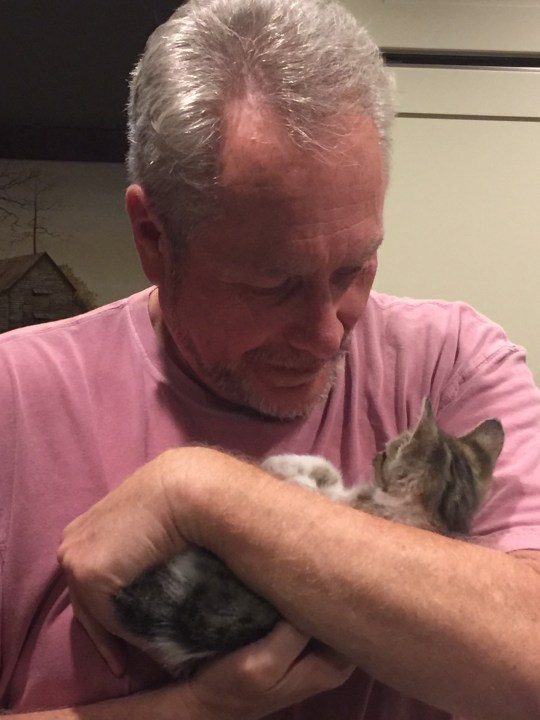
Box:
[286, 293, 345, 360]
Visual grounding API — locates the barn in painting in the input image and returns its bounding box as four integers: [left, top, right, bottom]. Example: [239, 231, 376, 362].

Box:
[0, 252, 84, 333]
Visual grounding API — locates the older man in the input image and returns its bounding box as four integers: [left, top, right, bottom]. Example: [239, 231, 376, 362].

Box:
[2, 0, 540, 718]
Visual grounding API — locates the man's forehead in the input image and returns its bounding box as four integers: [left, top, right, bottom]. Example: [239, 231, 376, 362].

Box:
[219, 97, 381, 191]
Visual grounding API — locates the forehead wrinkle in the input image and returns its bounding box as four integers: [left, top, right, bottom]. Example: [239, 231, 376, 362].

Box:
[206, 182, 383, 276]
[203, 104, 385, 280]
[224, 232, 382, 281]
[217, 175, 381, 239]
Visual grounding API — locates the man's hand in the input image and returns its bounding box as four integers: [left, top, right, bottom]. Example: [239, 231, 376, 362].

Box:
[180, 622, 354, 720]
[58, 446, 279, 674]
[58, 452, 191, 674]
[58, 446, 354, 718]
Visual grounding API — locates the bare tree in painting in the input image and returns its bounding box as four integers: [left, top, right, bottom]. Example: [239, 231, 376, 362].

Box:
[0, 162, 59, 254]
[0, 163, 98, 310]
[0, 166, 35, 233]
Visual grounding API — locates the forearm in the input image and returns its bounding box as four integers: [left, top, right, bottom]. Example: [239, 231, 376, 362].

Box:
[4, 680, 238, 720]
[3, 685, 193, 720]
[170, 447, 540, 719]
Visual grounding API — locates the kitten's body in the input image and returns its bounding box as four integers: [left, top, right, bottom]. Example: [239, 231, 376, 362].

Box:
[113, 400, 504, 675]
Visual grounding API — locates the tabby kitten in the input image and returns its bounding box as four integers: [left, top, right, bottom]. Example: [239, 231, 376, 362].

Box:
[113, 399, 504, 675]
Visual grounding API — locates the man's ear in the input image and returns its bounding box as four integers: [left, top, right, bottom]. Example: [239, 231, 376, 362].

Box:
[125, 184, 167, 285]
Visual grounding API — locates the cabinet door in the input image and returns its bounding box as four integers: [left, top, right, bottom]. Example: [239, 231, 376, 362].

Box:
[375, 67, 540, 381]
[342, 0, 540, 53]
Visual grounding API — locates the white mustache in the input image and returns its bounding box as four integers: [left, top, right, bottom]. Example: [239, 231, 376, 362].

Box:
[246, 335, 351, 369]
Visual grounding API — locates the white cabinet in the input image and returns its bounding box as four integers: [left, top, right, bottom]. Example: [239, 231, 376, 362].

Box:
[345, 0, 540, 380]
[342, 0, 540, 52]
[374, 66, 540, 381]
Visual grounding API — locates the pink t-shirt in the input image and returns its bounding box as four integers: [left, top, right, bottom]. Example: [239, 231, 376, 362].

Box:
[1, 287, 539, 716]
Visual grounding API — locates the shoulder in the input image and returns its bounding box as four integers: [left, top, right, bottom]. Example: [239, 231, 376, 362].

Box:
[362, 291, 517, 370]
[0, 289, 150, 369]
[349, 293, 540, 554]
[367, 291, 511, 342]
[347, 291, 525, 419]
[0, 288, 154, 410]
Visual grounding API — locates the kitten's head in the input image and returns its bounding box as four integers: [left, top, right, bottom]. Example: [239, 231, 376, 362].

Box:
[372, 399, 504, 535]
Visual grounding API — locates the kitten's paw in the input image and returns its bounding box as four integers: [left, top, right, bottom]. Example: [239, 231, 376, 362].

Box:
[262, 454, 346, 499]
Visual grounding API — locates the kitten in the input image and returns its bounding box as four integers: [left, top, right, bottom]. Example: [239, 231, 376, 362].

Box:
[112, 399, 504, 675]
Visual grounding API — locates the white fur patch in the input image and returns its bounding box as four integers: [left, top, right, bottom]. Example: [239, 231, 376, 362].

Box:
[261, 453, 361, 506]
[262, 453, 342, 491]
[165, 552, 204, 595]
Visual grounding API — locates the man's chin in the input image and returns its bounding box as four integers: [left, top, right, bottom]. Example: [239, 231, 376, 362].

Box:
[226, 362, 340, 420]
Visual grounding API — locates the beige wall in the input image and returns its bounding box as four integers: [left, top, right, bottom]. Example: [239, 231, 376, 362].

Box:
[375, 109, 540, 382]
[341, 0, 540, 53]
[342, 1, 540, 383]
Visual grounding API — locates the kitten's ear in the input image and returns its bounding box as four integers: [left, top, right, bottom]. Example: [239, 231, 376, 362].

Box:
[462, 418, 504, 469]
[410, 398, 439, 445]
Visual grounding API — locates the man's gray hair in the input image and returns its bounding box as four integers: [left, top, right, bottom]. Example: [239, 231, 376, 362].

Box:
[127, 0, 395, 253]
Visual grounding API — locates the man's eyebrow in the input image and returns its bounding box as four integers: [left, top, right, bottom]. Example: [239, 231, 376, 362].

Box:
[356, 237, 383, 262]
[222, 237, 384, 279]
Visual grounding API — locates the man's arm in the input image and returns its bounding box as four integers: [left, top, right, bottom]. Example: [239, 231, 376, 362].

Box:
[183, 450, 540, 719]
[61, 447, 540, 720]
[3, 685, 187, 720]
[2, 623, 352, 719]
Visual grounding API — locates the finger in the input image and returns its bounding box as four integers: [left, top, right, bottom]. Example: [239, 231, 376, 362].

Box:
[308, 640, 355, 673]
[252, 621, 310, 653]
[247, 621, 310, 666]
[83, 616, 127, 677]
[228, 621, 311, 689]
[72, 600, 127, 677]
[281, 643, 355, 693]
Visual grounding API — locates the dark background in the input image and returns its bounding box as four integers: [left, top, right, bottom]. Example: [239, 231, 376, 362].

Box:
[2, 2, 538, 162]
[0, 0, 182, 162]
